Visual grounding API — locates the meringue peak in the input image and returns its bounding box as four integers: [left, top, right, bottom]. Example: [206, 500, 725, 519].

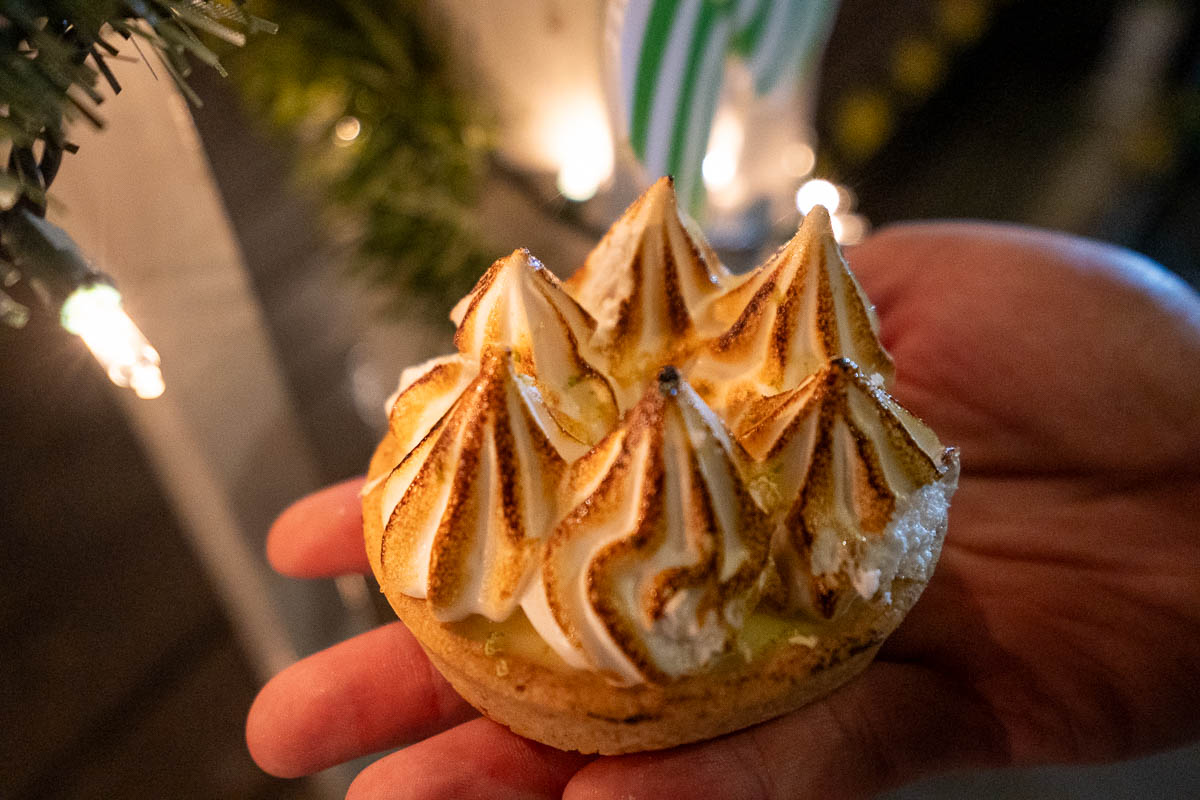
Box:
[379, 349, 572, 622]
[536, 371, 769, 684]
[453, 248, 592, 357]
[453, 248, 618, 446]
[693, 206, 894, 415]
[365, 353, 480, 583]
[736, 358, 950, 618]
[738, 358, 944, 496]
[565, 177, 730, 383]
[386, 354, 478, 448]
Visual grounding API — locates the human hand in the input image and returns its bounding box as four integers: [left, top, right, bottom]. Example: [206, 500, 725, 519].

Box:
[246, 223, 1200, 798]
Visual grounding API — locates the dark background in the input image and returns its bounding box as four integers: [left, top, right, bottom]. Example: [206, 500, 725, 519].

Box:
[2, 1, 1197, 796]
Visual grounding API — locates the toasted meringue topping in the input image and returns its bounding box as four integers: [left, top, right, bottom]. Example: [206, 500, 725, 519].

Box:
[373, 179, 958, 686]
[454, 248, 618, 446]
[387, 354, 479, 448]
[365, 353, 480, 581]
[378, 350, 571, 622]
[691, 206, 894, 418]
[565, 177, 730, 388]
[736, 358, 952, 618]
[532, 371, 770, 684]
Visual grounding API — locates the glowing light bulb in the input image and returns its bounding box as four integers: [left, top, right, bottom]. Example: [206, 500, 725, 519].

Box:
[702, 109, 744, 191]
[829, 214, 845, 242]
[795, 178, 841, 215]
[781, 142, 816, 178]
[557, 159, 607, 202]
[61, 283, 164, 399]
[546, 96, 614, 202]
[834, 213, 868, 245]
[334, 115, 362, 145]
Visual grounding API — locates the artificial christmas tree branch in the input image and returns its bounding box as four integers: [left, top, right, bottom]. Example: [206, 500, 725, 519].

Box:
[0, 0, 272, 398]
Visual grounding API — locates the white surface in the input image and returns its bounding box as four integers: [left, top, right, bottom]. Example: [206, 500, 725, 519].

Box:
[48, 49, 358, 683]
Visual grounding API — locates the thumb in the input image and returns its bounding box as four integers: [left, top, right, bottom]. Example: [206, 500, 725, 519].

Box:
[563, 663, 1008, 800]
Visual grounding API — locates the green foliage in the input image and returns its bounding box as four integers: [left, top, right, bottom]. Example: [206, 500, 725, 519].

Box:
[227, 1, 495, 316]
[0, 1, 492, 316]
[0, 1, 272, 208]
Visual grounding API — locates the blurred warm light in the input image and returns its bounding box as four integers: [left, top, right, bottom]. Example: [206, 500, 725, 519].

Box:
[833, 90, 894, 163]
[795, 178, 841, 214]
[334, 115, 362, 145]
[0, 290, 29, 328]
[546, 96, 614, 202]
[829, 213, 845, 241]
[837, 184, 856, 212]
[702, 109, 744, 191]
[61, 283, 164, 399]
[834, 212, 868, 245]
[936, 0, 988, 45]
[891, 36, 946, 95]
[781, 141, 816, 178]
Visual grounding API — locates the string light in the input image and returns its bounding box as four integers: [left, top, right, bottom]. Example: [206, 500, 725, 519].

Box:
[60, 282, 164, 399]
[834, 213, 869, 245]
[546, 96, 614, 202]
[701, 109, 744, 192]
[795, 178, 841, 214]
[1, 209, 165, 399]
[334, 115, 362, 145]
[829, 213, 845, 241]
[781, 141, 816, 178]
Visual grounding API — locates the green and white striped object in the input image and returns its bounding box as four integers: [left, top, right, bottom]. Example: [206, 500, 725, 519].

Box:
[607, 0, 838, 212]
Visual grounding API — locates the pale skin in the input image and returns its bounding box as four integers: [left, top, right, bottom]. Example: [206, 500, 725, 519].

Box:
[246, 223, 1200, 799]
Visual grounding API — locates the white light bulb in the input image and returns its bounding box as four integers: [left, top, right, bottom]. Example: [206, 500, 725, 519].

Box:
[702, 109, 744, 192]
[835, 213, 868, 245]
[334, 115, 362, 144]
[61, 284, 164, 399]
[795, 178, 841, 215]
[781, 142, 816, 178]
[547, 96, 614, 202]
[701, 150, 736, 190]
[557, 159, 607, 202]
[829, 214, 845, 242]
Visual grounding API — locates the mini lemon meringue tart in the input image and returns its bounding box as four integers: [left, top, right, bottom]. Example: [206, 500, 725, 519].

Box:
[363, 178, 958, 754]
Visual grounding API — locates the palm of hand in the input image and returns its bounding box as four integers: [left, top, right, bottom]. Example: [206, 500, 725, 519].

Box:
[857, 224, 1200, 770]
[247, 224, 1200, 799]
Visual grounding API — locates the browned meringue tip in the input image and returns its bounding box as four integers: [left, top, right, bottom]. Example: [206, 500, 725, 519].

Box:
[736, 356, 943, 499]
[594, 176, 676, 236]
[639, 175, 678, 210]
[379, 344, 570, 623]
[697, 202, 894, 403]
[543, 353, 770, 685]
[387, 354, 477, 442]
[449, 243, 621, 448]
[564, 177, 729, 385]
[451, 248, 548, 329]
[800, 202, 834, 233]
[736, 358, 889, 455]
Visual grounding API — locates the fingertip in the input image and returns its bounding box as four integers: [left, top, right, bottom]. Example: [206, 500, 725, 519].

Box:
[247, 623, 480, 781]
[245, 671, 310, 779]
[267, 478, 369, 578]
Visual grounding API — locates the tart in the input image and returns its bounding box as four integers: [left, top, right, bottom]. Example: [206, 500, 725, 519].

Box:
[363, 177, 958, 754]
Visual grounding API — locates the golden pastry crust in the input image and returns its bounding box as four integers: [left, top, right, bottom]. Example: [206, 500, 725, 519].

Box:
[365, 434, 940, 755]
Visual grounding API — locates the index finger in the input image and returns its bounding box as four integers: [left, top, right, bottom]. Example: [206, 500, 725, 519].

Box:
[267, 478, 371, 578]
